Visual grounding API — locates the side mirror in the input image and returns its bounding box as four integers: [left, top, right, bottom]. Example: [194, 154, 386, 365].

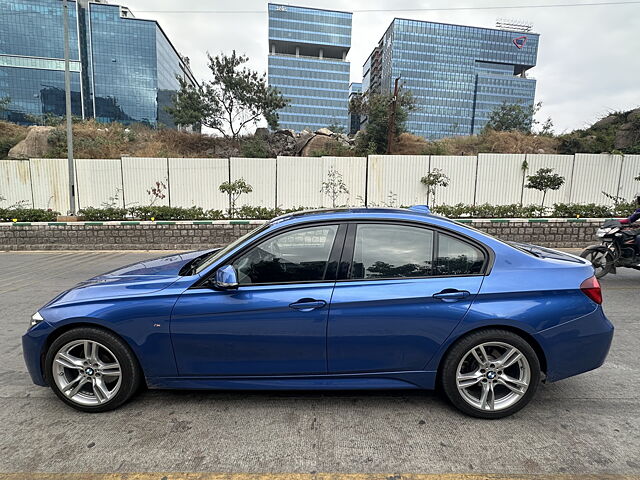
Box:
[212, 265, 239, 290]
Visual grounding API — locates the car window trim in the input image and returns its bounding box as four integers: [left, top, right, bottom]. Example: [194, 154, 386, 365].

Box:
[192, 221, 346, 288]
[337, 220, 492, 282]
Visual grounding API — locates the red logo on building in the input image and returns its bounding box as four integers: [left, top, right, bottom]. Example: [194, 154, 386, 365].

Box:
[513, 36, 527, 49]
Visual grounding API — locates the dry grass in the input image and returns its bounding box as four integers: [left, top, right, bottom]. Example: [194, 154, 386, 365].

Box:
[47, 120, 233, 158]
[393, 130, 560, 156]
[0, 121, 29, 158]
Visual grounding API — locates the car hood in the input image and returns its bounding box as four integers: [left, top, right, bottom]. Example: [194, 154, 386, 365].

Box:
[44, 249, 217, 307]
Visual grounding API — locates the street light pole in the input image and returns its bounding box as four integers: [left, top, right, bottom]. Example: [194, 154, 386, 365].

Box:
[63, 0, 76, 215]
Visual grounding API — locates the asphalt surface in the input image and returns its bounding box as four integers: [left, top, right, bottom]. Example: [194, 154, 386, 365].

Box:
[0, 251, 638, 475]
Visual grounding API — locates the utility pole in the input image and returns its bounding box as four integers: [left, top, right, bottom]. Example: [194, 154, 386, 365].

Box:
[63, 0, 76, 215]
[386, 76, 401, 154]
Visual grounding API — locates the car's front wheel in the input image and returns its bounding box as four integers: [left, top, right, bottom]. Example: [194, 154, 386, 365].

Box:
[45, 327, 141, 412]
[441, 329, 541, 419]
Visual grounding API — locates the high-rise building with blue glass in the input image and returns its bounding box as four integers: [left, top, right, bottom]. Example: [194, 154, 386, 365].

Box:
[268, 4, 352, 132]
[0, 0, 196, 127]
[362, 18, 539, 140]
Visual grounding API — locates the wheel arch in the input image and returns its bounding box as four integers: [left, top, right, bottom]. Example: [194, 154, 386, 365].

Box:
[40, 321, 145, 385]
[435, 324, 548, 386]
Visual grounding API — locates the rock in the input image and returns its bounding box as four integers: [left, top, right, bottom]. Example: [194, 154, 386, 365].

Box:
[336, 133, 351, 146]
[300, 134, 341, 156]
[268, 131, 297, 156]
[294, 130, 314, 155]
[315, 127, 333, 136]
[7, 126, 54, 159]
[254, 127, 270, 139]
[614, 123, 639, 150]
[275, 129, 296, 138]
[627, 108, 640, 123]
[591, 114, 618, 130]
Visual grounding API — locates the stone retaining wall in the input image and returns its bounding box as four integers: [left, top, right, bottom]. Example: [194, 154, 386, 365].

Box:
[0, 218, 603, 251]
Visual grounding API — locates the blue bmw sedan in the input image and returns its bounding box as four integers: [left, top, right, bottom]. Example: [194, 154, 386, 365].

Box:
[23, 207, 613, 418]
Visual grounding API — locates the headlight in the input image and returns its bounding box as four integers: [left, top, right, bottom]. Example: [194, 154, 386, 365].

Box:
[30, 311, 44, 328]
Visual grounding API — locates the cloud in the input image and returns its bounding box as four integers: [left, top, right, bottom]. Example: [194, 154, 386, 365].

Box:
[128, 0, 640, 133]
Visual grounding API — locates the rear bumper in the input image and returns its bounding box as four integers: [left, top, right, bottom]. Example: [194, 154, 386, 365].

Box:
[534, 306, 614, 382]
[22, 321, 53, 387]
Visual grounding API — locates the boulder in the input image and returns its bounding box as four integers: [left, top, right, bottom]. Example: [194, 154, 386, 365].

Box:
[254, 127, 270, 139]
[300, 134, 341, 156]
[268, 131, 297, 156]
[275, 128, 296, 138]
[614, 122, 639, 150]
[7, 126, 54, 159]
[294, 130, 314, 155]
[315, 127, 333, 136]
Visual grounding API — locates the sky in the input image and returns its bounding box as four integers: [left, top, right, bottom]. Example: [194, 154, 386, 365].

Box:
[126, 0, 640, 134]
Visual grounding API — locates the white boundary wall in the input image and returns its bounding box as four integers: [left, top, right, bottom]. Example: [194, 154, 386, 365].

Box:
[1, 154, 638, 213]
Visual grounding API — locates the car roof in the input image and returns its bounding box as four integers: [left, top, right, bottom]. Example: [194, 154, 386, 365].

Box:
[270, 206, 461, 228]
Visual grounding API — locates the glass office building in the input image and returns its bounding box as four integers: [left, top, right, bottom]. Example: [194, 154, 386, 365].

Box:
[363, 18, 539, 140]
[0, 0, 196, 127]
[268, 4, 352, 132]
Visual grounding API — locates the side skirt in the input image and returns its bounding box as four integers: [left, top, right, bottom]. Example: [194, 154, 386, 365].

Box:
[146, 371, 437, 391]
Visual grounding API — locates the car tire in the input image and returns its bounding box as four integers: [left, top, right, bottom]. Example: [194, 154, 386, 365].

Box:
[45, 327, 141, 412]
[441, 329, 541, 419]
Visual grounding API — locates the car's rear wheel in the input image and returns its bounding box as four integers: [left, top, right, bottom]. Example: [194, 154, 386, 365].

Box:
[441, 329, 540, 419]
[45, 327, 141, 412]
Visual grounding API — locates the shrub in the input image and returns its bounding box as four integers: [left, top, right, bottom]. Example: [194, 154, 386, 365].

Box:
[0, 208, 59, 222]
[240, 136, 272, 158]
[78, 207, 128, 221]
[129, 206, 212, 221]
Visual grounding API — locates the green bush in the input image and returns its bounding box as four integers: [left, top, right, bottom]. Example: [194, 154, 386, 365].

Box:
[235, 205, 307, 219]
[128, 206, 224, 221]
[550, 203, 612, 218]
[432, 203, 546, 218]
[0, 208, 59, 222]
[78, 207, 128, 221]
[69, 202, 638, 222]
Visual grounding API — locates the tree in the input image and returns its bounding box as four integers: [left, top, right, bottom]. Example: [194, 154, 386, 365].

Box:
[320, 166, 349, 208]
[166, 51, 289, 139]
[525, 168, 565, 209]
[350, 91, 415, 154]
[219, 178, 253, 217]
[484, 101, 542, 134]
[420, 168, 450, 206]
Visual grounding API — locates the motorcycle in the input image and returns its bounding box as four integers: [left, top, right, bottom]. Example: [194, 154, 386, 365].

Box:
[580, 219, 640, 278]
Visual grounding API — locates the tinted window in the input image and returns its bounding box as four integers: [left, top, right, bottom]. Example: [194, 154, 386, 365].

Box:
[233, 225, 338, 285]
[436, 234, 485, 275]
[351, 224, 434, 279]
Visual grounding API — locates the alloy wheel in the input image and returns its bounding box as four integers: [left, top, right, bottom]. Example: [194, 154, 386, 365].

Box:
[455, 341, 531, 412]
[52, 339, 122, 406]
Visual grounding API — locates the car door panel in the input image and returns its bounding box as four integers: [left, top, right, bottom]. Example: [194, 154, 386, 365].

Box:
[171, 283, 334, 376]
[327, 276, 483, 373]
[170, 223, 344, 377]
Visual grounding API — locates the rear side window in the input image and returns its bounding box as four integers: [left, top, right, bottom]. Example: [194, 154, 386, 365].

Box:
[349, 224, 486, 280]
[436, 233, 485, 275]
[351, 224, 434, 279]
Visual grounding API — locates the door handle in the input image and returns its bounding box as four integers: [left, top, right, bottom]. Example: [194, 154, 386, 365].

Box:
[433, 289, 471, 302]
[289, 298, 327, 311]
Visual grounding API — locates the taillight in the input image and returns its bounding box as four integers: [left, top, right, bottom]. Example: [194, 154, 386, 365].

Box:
[580, 276, 602, 304]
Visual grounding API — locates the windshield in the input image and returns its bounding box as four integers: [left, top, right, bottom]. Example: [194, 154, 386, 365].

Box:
[194, 224, 269, 274]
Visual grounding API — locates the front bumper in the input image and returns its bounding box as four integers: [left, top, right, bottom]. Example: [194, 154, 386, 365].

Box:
[22, 321, 54, 387]
[534, 306, 614, 382]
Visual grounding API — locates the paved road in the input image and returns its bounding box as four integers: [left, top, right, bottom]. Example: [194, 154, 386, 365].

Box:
[0, 251, 638, 476]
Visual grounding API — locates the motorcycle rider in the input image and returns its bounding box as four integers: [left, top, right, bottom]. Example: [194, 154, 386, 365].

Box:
[619, 192, 640, 255]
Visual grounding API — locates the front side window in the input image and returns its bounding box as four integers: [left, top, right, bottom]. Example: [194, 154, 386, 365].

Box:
[351, 224, 435, 279]
[232, 225, 338, 285]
